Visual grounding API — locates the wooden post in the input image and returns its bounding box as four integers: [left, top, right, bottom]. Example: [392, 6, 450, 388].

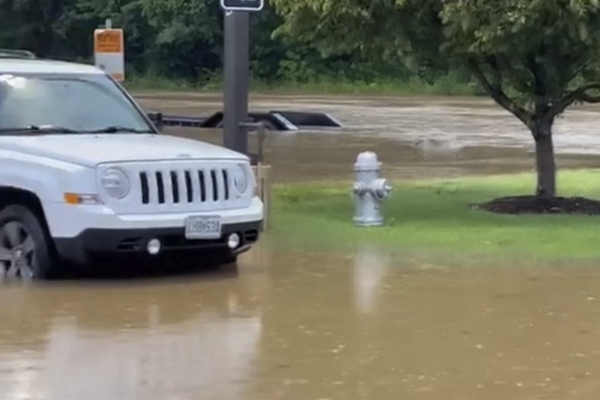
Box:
[252, 164, 271, 231]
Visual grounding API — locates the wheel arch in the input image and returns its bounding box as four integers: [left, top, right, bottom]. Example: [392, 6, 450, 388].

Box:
[0, 186, 52, 236]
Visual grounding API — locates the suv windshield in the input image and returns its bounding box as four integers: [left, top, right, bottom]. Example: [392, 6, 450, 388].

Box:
[0, 73, 155, 134]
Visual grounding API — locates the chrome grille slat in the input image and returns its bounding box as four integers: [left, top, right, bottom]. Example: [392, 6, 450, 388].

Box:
[204, 169, 214, 203]
[163, 170, 174, 204]
[189, 169, 199, 203]
[147, 171, 158, 204]
[177, 170, 187, 204]
[138, 166, 232, 206]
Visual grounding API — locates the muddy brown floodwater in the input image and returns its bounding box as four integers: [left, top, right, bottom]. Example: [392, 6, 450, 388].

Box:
[135, 92, 600, 182]
[2, 93, 600, 399]
[3, 247, 600, 399]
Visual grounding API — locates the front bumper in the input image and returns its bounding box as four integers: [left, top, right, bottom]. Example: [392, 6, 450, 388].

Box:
[53, 220, 261, 266]
[44, 197, 263, 238]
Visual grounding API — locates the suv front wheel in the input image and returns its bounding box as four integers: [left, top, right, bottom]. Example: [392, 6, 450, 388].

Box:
[0, 205, 54, 280]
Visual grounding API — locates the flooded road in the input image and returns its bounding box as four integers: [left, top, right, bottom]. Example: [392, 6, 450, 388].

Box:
[135, 92, 600, 182]
[2, 93, 600, 399]
[2, 246, 600, 399]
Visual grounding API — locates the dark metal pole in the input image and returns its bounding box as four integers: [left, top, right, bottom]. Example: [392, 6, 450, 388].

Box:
[223, 10, 250, 155]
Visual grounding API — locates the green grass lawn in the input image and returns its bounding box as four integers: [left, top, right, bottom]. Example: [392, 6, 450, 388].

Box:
[270, 169, 600, 261]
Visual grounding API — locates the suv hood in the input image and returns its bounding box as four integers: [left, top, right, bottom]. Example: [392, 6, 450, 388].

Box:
[0, 133, 249, 167]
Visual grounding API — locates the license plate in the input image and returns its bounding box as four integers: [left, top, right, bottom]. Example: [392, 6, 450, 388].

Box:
[185, 215, 222, 239]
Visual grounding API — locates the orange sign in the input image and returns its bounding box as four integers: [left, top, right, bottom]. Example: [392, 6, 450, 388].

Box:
[94, 29, 123, 53]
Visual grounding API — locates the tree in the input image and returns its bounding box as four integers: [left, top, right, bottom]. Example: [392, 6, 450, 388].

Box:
[272, 0, 600, 198]
[0, 0, 66, 56]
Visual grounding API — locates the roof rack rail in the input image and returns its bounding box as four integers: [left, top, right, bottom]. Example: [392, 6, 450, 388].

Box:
[0, 49, 36, 59]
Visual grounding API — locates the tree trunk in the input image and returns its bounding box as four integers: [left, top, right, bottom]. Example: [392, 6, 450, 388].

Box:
[533, 126, 556, 198]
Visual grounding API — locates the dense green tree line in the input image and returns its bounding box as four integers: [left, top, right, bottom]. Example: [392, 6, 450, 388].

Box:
[0, 0, 407, 84]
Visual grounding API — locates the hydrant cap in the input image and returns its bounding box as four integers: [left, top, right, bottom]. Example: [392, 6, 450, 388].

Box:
[355, 151, 379, 167]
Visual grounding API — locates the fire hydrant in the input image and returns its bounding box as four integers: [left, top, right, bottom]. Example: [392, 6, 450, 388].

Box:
[353, 151, 392, 227]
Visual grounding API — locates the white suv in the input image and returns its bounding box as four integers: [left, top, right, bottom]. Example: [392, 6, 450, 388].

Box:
[0, 51, 263, 280]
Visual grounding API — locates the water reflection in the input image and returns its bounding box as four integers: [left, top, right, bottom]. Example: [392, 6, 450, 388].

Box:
[352, 245, 392, 314]
[0, 269, 264, 399]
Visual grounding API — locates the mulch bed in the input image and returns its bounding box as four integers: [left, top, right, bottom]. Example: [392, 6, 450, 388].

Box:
[476, 196, 600, 215]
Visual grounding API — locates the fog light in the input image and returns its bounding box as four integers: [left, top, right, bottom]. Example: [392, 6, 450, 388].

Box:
[227, 233, 240, 249]
[147, 238, 161, 255]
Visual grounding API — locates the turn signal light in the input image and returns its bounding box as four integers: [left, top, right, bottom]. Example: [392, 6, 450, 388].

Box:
[63, 193, 102, 205]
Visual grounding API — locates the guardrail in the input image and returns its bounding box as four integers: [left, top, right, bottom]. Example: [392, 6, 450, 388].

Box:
[147, 110, 343, 132]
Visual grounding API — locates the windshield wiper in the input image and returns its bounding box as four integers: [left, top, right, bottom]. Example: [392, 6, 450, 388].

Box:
[86, 126, 154, 134]
[0, 125, 79, 134]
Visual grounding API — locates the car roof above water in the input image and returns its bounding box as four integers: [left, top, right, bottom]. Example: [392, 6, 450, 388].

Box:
[0, 58, 104, 75]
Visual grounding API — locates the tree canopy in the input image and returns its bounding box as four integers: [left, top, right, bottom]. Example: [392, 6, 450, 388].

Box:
[0, 0, 401, 83]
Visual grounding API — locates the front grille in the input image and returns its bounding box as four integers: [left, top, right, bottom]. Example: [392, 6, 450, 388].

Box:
[139, 168, 232, 205]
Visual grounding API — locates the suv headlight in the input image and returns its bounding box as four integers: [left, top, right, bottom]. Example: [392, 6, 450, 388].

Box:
[232, 164, 248, 194]
[101, 168, 130, 199]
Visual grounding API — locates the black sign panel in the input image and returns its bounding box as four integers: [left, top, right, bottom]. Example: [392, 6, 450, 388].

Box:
[221, 0, 264, 11]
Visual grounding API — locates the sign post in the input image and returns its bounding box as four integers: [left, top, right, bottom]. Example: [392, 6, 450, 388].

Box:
[94, 19, 125, 82]
[221, 0, 264, 12]
[221, 0, 264, 156]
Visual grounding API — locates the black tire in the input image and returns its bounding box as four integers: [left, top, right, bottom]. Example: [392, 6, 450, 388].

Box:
[0, 205, 55, 280]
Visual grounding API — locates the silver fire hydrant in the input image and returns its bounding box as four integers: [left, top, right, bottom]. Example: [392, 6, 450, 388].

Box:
[353, 151, 392, 227]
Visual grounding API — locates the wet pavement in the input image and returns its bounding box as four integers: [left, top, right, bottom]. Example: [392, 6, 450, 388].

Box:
[2, 93, 600, 398]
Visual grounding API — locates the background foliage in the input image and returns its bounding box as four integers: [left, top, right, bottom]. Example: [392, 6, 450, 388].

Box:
[0, 0, 472, 88]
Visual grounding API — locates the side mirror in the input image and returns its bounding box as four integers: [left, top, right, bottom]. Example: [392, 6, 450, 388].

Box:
[147, 111, 164, 131]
